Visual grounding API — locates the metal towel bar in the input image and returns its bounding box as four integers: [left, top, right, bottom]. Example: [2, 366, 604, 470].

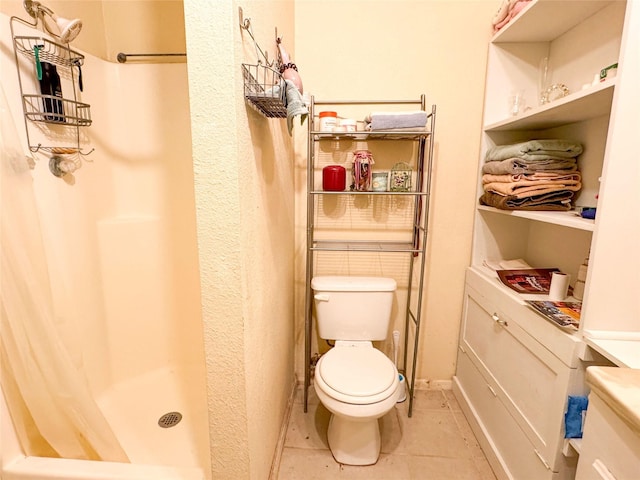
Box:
[116, 52, 187, 63]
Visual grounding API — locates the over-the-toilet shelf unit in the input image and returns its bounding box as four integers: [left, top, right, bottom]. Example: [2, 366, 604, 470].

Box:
[453, 1, 639, 479]
[10, 15, 92, 156]
[304, 95, 436, 418]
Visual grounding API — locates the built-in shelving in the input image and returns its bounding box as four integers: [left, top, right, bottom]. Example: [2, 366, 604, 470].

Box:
[478, 205, 595, 231]
[484, 82, 615, 132]
[455, 1, 631, 478]
[493, 0, 615, 43]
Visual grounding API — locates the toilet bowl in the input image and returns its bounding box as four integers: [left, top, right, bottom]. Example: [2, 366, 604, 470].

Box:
[314, 341, 400, 465]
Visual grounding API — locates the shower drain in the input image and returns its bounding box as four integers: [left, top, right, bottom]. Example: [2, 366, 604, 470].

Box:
[158, 411, 182, 428]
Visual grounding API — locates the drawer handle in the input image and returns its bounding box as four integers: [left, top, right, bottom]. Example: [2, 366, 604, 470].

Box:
[592, 459, 617, 480]
[487, 384, 497, 397]
[492, 313, 508, 327]
[534, 449, 550, 470]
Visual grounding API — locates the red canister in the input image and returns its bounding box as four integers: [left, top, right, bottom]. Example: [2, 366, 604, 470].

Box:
[322, 165, 346, 191]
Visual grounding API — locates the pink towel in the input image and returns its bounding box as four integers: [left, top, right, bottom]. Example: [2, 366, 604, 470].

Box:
[493, 0, 531, 33]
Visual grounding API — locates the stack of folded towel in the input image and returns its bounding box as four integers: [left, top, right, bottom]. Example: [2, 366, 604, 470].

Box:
[479, 139, 583, 211]
[492, 0, 531, 33]
[364, 111, 427, 131]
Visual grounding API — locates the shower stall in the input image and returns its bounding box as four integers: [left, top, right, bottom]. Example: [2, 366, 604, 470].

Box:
[1, 2, 211, 478]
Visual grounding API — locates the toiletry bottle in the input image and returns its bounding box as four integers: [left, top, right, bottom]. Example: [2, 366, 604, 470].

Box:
[39, 61, 64, 122]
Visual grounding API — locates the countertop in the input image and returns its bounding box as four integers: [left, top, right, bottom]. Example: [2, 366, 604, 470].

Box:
[587, 366, 640, 437]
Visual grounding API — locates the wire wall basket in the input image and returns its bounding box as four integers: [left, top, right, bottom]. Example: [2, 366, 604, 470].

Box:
[242, 63, 287, 118]
[14, 35, 84, 67]
[22, 94, 92, 126]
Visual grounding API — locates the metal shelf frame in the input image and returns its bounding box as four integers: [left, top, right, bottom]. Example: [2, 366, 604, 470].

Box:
[304, 95, 436, 417]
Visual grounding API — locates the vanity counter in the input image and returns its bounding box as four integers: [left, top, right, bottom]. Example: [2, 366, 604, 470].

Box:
[586, 366, 640, 437]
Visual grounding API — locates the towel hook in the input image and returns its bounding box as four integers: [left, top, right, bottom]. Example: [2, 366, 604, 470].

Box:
[238, 6, 274, 67]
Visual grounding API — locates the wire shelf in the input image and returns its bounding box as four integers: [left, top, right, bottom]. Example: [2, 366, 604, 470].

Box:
[13, 35, 85, 67]
[22, 94, 92, 126]
[242, 63, 287, 118]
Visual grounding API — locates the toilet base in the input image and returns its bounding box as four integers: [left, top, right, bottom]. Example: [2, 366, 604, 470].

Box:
[327, 414, 381, 466]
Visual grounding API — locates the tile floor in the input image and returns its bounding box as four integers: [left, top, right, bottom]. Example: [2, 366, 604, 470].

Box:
[276, 385, 497, 479]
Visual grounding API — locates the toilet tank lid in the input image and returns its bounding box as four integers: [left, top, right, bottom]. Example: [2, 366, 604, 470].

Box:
[311, 276, 397, 292]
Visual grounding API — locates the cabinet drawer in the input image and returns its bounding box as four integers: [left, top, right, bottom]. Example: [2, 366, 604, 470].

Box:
[456, 350, 554, 480]
[466, 267, 582, 367]
[576, 394, 640, 480]
[460, 282, 574, 471]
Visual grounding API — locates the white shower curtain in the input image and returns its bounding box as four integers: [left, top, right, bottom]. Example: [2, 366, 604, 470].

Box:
[0, 84, 129, 462]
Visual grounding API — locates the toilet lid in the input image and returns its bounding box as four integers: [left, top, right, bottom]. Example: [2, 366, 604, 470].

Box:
[318, 347, 396, 397]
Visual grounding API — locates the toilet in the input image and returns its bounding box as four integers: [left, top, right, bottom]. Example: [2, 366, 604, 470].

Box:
[311, 275, 401, 466]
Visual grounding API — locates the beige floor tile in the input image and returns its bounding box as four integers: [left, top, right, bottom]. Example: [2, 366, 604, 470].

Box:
[443, 389, 463, 411]
[407, 455, 488, 480]
[277, 447, 341, 479]
[395, 409, 472, 458]
[406, 389, 450, 412]
[473, 456, 499, 480]
[452, 411, 486, 459]
[285, 401, 331, 450]
[279, 385, 497, 480]
[338, 453, 411, 479]
[294, 382, 321, 406]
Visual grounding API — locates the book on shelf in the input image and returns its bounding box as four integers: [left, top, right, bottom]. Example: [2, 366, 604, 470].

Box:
[496, 268, 559, 294]
[526, 300, 581, 331]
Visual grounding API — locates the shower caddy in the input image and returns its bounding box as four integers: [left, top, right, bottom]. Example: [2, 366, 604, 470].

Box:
[9, 15, 92, 162]
[304, 95, 436, 417]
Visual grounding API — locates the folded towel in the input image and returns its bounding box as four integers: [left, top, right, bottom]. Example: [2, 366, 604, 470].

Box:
[484, 181, 581, 198]
[364, 125, 428, 133]
[365, 111, 427, 130]
[481, 157, 578, 175]
[485, 139, 583, 162]
[279, 79, 308, 136]
[479, 190, 574, 211]
[482, 172, 582, 184]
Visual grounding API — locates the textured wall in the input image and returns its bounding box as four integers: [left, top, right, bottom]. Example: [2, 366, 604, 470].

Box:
[184, 0, 296, 478]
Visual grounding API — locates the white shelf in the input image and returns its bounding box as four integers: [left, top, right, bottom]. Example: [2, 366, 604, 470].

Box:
[583, 331, 640, 368]
[492, 0, 615, 43]
[478, 206, 595, 232]
[484, 82, 615, 132]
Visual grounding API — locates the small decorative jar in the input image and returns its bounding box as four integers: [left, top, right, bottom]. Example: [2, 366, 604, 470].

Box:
[318, 111, 338, 132]
[340, 118, 357, 132]
[371, 171, 389, 192]
[390, 162, 412, 192]
[351, 150, 374, 191]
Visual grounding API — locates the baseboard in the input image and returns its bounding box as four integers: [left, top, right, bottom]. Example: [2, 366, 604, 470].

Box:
[268, 375, 298, 480]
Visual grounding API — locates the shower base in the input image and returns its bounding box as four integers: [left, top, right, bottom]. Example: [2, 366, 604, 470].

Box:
[97, 366, 210, 469]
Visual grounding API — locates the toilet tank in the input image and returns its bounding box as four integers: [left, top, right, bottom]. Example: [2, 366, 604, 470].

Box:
[311, 276, 397, 341]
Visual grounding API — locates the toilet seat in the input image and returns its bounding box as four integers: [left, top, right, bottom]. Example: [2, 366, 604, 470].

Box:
[316, 346, 398, 405]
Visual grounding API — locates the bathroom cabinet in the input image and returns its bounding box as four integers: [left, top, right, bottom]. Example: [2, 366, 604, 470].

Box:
[453, 1, 639, 479]
[575, 368, 640, 480]
[303, 96, 436, 417]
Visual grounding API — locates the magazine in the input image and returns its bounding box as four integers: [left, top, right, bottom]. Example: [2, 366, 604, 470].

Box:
[526, 300, 581, 331]
[497, 268, 559, 294]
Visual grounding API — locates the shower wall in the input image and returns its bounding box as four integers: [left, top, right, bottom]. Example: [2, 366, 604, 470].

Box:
[0, 0, 209, 469]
